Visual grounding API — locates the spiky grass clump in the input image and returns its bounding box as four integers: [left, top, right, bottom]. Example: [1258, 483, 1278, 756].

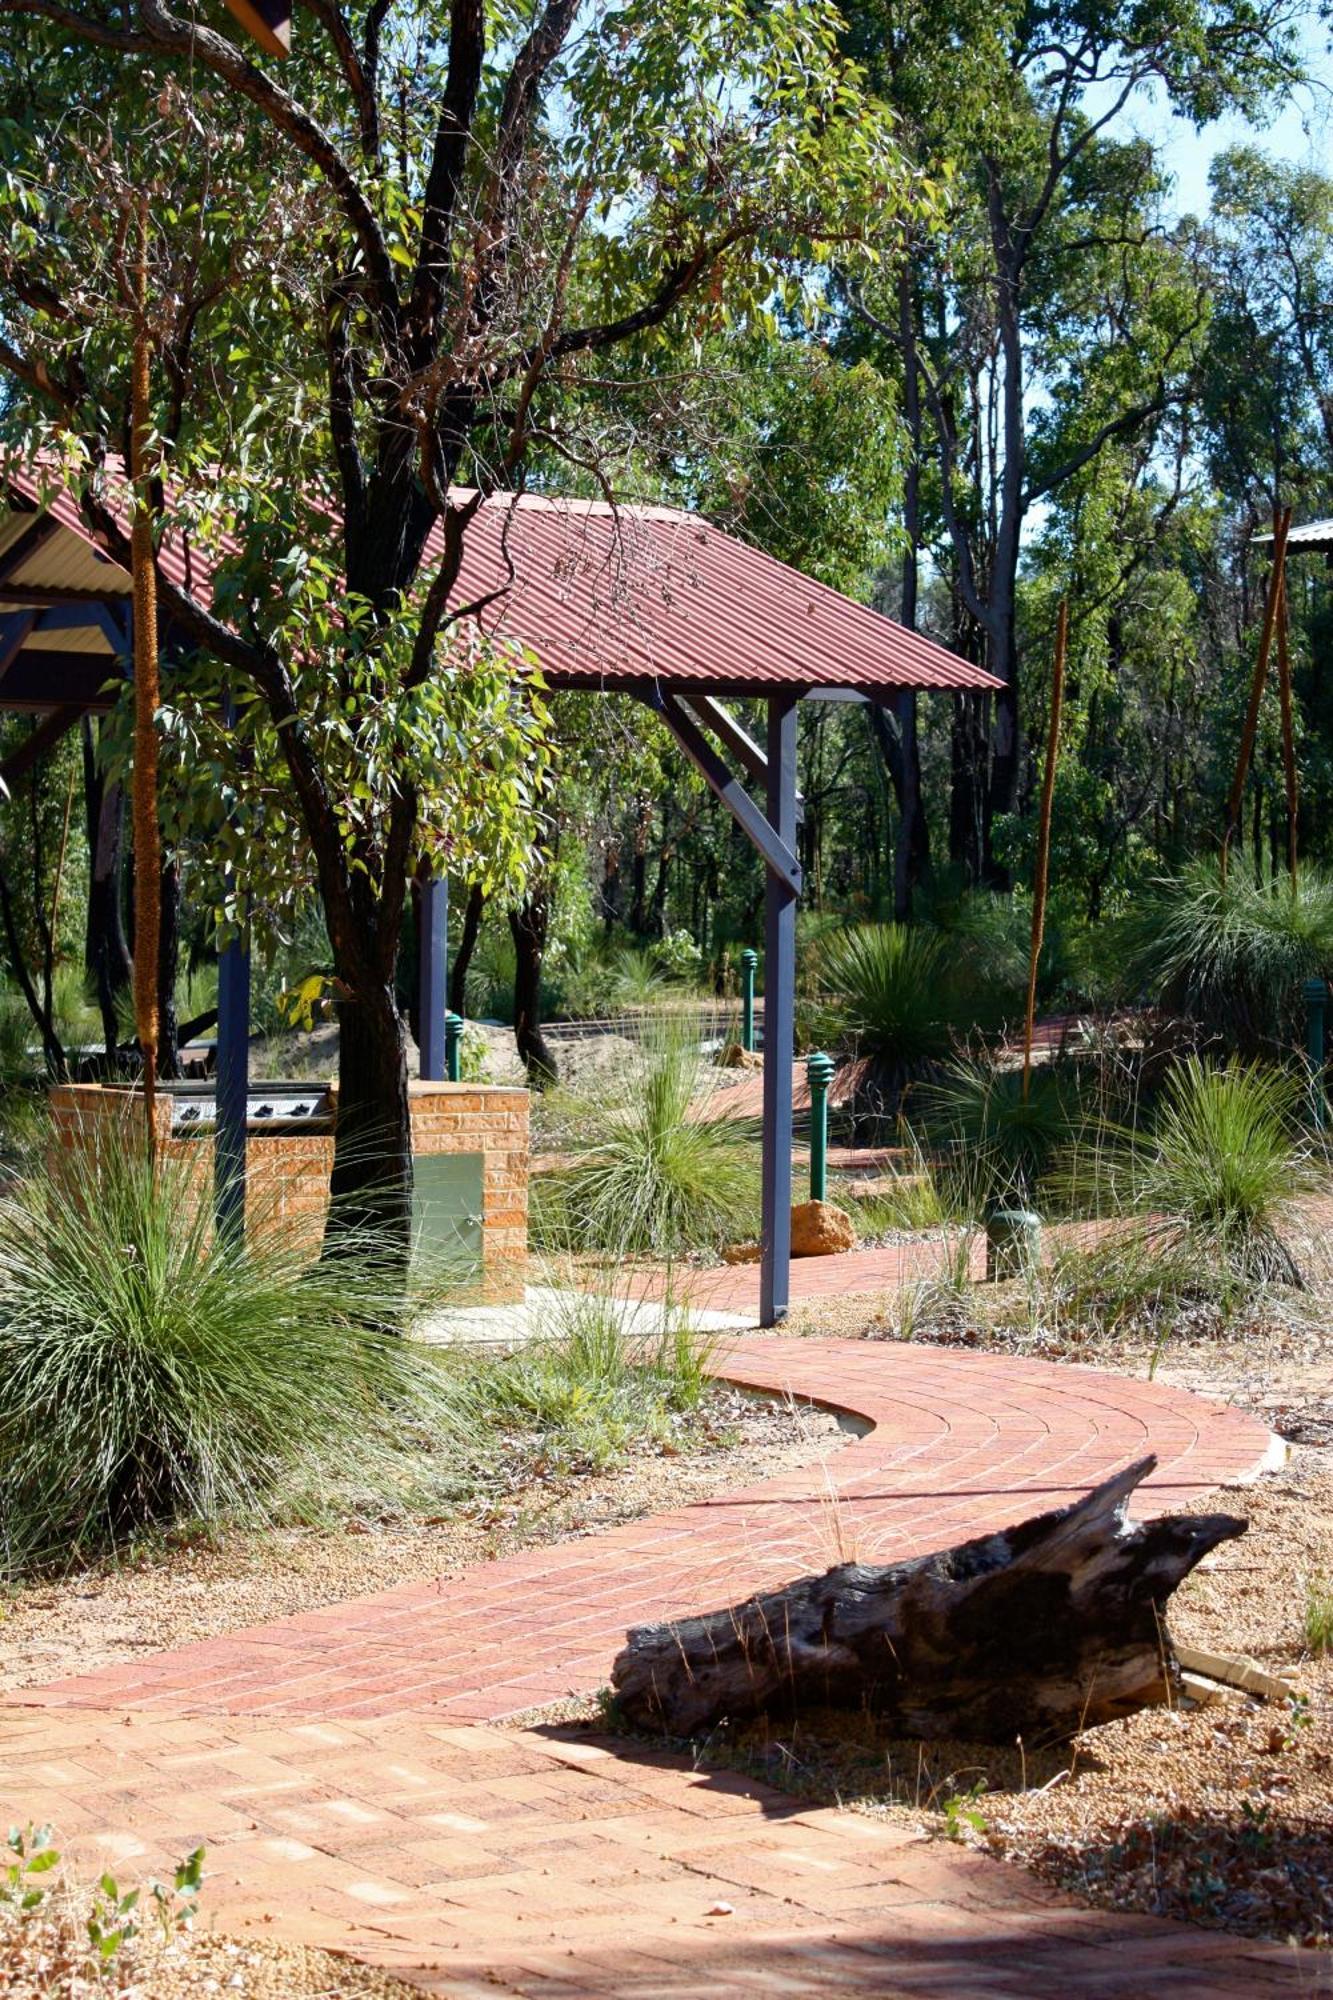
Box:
[927, 1060, 1082, 1213]
[817, 924, 972, 1121]
[1118, 861, 1333, 1051]
[533, 1018, 759, 1258]
[820, 924, 956, 1063]
[1304, 1577, 1333, 1657]
[1096, 1055, 1319, 1288]
[842, 1168, 946, 1236]
[0, 1133, 469, 1573]
[608, 947, 670, 1008]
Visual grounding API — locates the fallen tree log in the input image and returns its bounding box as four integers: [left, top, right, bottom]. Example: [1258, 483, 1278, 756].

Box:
[610, 1456, 1246, 1745]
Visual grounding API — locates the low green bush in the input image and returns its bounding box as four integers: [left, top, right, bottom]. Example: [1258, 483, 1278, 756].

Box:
[532, 1018, 759, 1257]
[462, 1292, 713, 1475]
[0, 1133, 471, 1573]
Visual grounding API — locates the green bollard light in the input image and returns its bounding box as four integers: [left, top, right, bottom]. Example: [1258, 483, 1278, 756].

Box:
[444, 1010, 463, 1083]
[1305, 977, 1327, 1130]
[740, 948, 759, 1054]
[806, 1049, 836, 1202]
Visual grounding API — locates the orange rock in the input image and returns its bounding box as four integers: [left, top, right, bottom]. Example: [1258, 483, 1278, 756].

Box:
[722, 1240, 762, 1264]
[790, 1200, 857, 1257]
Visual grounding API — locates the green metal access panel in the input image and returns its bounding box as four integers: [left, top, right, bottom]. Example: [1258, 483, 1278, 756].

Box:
[412, 1152, 484, 1276]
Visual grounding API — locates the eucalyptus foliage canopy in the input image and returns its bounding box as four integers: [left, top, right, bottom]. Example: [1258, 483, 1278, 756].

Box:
[0, 0, 923, 1235]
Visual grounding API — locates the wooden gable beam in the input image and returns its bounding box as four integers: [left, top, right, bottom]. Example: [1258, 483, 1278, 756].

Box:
[222, 0, 291, 57]
[0, 512, 60, 587]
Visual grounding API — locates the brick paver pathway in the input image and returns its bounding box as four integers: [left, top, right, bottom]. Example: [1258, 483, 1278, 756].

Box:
[0, 1706, 1316, 1996]
[2, 1339, 1311, 1995]
[13, 1338, 1275, 1723]
[642, 1239, 992, 1316]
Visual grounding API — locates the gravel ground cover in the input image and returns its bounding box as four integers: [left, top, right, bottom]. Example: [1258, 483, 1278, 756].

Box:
[0, 1906, 423, 1999]
[0, 1386, 845, 1695]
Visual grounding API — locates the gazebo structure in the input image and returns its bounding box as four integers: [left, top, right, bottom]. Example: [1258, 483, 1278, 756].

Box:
[1256, 517, 1333, 554]
[0, 472, 999, 1324]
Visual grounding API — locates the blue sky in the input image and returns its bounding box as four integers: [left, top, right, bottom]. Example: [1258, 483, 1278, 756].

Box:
[1141, 15, 1331, 221]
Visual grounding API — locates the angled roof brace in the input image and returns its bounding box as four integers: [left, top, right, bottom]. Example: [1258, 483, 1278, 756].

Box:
[647, 688, 803, 894]
[0, 612, 36, 684]
[678, 694, 805, 820]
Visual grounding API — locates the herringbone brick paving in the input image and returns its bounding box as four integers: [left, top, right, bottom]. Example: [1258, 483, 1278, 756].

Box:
[2, 1337, 1316, 1994]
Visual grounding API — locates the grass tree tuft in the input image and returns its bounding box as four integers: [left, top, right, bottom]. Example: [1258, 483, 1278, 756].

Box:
[1118, 862, 1333, 1053]
[533, 1016, 759, 1258]
[0, 1131, 472, 1573]
[1096, 1055, 1320, 1289]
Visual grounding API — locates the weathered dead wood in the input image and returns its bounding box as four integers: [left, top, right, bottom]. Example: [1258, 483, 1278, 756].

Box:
[610, 1457, 1246, 1745]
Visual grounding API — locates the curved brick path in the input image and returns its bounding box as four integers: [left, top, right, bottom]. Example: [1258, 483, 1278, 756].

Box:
[15, 1337, 1278, 1722]
[2, 1340, 1315, 1996]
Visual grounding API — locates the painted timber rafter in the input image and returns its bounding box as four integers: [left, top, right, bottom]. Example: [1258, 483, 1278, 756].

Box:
[647, 689, 803, 895]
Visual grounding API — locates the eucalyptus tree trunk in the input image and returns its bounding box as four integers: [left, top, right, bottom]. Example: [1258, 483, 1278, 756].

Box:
[892, 266, 929, 921]
[510, 884, 557, 1086]
[82, 720, 131, 1066]
[330, 982, 413, 1250]
[449, 883, 485, 1017]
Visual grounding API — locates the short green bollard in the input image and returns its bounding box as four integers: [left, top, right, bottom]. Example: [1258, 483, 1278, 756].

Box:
[986, 1208, 1042, 1282]
[444, 1010, 464, 1083]
[806, 1049, 836, 1202]
[1305, 977, 1327, 1130]
[740, 948, 759, 1054]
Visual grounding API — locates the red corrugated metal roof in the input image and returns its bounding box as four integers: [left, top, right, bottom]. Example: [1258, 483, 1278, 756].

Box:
[440, 494, 999, 694]
[0, 463, 999, 697]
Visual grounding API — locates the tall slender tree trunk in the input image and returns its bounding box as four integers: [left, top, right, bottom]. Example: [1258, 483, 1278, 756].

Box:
[510, 883, 556, 1085]
[83, 719, 131, 1063]
[980, 182, 1027, 889]
[129, 204, 161, 1140]
[600, 840, 622, 932]
[629, 798, 650, 934]
[449, 882, 485, 1016]
[949, 690, 987, 884]
[894, 265, 929, 921]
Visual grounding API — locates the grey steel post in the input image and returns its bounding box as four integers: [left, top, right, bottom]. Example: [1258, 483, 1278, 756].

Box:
[215, 924, 251, 1238]
[760, 693, 799, 1327]
[418, 876, 448, 1081]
